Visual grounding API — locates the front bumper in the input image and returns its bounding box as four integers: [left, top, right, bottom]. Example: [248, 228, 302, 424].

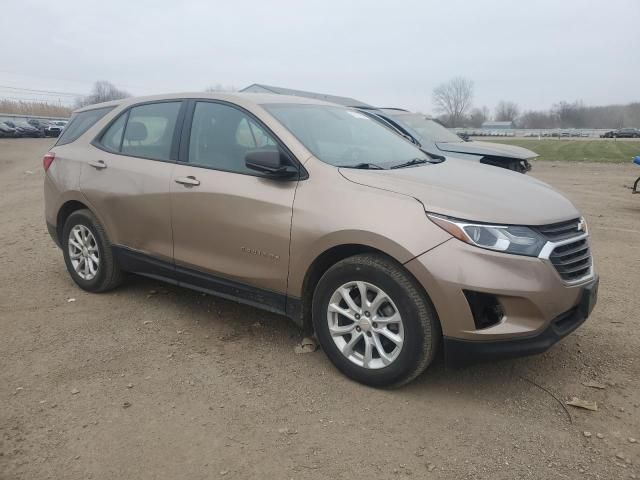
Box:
[443, 277, 598, 366]
[404, 237, 598, 364]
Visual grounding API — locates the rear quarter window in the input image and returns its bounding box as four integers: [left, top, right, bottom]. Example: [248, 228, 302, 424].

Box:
[56, 106, 114, 146]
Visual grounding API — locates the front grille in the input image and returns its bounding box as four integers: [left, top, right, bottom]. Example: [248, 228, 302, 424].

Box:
[535, 218, 582, 241]
[549, 238, 592, 281]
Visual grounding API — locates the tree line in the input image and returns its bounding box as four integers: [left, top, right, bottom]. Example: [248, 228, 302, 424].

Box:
[5, 79, 637, 130]
[433, 77, 640, 129]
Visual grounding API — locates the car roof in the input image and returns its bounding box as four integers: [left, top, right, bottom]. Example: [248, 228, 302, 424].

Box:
[74, 92, 337, 113]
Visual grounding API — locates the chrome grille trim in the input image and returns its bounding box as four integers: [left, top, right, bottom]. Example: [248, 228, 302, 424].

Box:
[534, 218, 583, 242]
[538, 233, 594, 285]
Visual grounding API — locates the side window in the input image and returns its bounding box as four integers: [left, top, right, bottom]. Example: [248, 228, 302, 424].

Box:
[188, 102, 279, 174]
[235, 118, 277, 148]
[56, 106, 114, 146]
[235, 118, 255, 148]
[120, 102, 181, 161]
[100, 112, 127, 152]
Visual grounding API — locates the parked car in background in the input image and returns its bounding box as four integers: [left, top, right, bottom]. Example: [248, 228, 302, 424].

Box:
[3, 120, 43, 138]
[358, 108, 537, 173]
[44, 121, 67, 137]
[27, 118, 49, 136]
[601, 128, 640, 138]
[0, 121, 18, 138]
[43, 92, 597, 387]
[615, 128, 640, 138]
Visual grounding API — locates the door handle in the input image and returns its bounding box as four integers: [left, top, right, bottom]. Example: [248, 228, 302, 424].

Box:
[175, 176, 200, 187]
[88, 160, 107, 170]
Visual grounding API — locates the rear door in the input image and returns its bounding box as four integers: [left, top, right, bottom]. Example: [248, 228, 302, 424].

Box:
[170, 100, 299, 312]
[80, 101, 184, 264]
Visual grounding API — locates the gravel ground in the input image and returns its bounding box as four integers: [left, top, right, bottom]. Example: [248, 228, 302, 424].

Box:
[1, 138, 639, 479]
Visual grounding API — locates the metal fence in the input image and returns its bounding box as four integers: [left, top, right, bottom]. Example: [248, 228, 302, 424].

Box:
[451, 128, 619, 138]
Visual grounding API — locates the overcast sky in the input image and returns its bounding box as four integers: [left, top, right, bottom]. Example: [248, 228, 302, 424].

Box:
[2, 0, 639, 113]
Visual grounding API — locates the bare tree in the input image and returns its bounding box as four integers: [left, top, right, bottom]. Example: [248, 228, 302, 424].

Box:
[494, 101, 520, 122]
[432, 77, 473, 127]
[504, 101, 640, 129]
[468, 106, 490, 128]
[552, 101, 590, 128]
[520, 110, 558, 129]
[75, 81, 131, 108]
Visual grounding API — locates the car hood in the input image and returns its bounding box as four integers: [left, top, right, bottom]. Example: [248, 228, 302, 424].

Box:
[339, 158, 579, 225]
[436, 140, 538, 160]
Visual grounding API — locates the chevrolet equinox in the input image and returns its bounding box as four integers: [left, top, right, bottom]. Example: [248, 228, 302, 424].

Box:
[44, 93, 598, 387]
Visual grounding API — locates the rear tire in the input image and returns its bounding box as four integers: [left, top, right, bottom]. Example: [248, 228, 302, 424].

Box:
[62, 209, 124, 293]
[312, 253, 440, 387]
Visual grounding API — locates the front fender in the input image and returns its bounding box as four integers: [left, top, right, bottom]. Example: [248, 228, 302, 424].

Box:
[286, 159, 451, 297]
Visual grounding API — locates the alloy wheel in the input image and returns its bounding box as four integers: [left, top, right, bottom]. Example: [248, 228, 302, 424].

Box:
[68, 225, 100, 281]
[327, 281, 404, 369]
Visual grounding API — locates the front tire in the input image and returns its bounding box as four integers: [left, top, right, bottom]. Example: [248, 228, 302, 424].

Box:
[62, 209, 124, 293]
[312, 253, 440, 387]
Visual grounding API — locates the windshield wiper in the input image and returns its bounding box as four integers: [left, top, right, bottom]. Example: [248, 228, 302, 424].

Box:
[338, 162, 385, 170]
[390, 158, 430, 169]
[422, 150, 446, 162]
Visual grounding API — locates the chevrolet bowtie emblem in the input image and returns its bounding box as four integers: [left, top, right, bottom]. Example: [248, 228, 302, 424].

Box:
[577, 218, 586, 232]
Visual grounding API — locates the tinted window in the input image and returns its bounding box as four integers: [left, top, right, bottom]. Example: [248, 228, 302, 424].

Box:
[188, 102, 279, 174]
[121, 102, 181, 161]
[99, 112, 127, 152]
[56, 106, 114, 146]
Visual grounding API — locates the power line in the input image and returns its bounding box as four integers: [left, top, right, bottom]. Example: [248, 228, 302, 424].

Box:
[0, 69, 97, 87]
[0, 95, 75, 104]
[1, 96, 56, 102]
[0, 70, 147, 93]
[0, 85, 82, 97]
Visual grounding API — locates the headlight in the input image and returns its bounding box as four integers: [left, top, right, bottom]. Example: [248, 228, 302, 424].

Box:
[427, 213, 547, 257]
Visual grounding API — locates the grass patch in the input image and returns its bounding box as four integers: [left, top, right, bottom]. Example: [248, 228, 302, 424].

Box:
[484, 138, 639, 163]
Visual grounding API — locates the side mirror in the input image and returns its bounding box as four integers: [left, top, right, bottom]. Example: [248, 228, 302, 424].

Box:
[245, 149, 298, 178]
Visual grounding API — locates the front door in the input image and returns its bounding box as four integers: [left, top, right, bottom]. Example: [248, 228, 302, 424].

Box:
[170, 101, 298, 312]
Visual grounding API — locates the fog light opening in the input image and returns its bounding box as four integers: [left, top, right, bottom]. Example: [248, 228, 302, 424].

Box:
[463, 290, 504, 330]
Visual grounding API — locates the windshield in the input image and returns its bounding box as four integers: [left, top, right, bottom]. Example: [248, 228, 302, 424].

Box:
[263, 104, 429, 168]
[386, 113, 463, 144]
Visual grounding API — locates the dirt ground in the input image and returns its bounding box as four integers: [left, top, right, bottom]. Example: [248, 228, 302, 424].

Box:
[1, 138, 639, 480]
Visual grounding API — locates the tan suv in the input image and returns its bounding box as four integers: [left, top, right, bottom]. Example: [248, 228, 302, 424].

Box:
[43, 93, 598, 387]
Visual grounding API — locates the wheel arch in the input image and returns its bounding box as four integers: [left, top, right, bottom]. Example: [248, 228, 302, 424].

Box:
[56, 199, 91, 245]
[295, 243, 439, 336]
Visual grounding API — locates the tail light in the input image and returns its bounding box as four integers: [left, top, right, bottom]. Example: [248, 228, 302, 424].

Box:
[43, 152, 55, 171]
